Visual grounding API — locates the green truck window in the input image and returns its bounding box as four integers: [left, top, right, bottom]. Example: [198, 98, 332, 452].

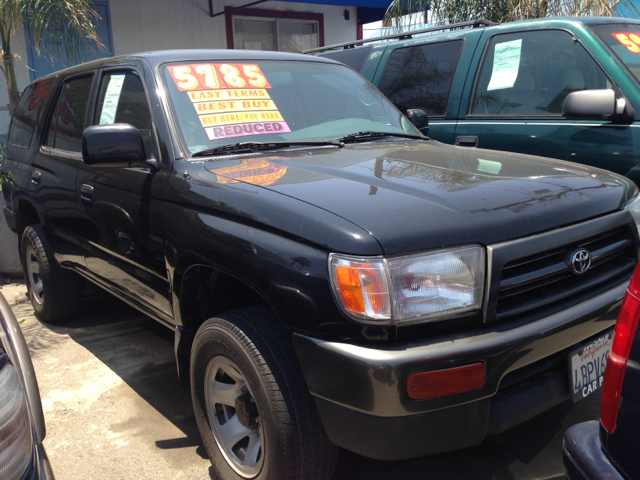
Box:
[471, 30, 610, 116]
[378, 40, 463, 117]
[590, 24, 640, 83]
[320, 46, 374, 73]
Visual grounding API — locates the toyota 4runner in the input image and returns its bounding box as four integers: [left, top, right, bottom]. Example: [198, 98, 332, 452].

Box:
[2, 50, 639, 480]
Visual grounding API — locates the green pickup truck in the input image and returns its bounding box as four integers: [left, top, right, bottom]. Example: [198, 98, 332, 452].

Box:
[310, 17, 640, 184]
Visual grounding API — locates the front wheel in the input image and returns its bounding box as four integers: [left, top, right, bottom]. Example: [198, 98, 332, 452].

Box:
[190, 307, 337, 480]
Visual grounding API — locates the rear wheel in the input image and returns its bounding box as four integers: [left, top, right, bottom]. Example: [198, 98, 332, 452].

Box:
[190, 307, 338, 480]
[21, 225, 83, 323]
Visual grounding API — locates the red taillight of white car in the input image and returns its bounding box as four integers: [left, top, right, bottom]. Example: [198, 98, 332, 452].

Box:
[601, 265, 640, 433]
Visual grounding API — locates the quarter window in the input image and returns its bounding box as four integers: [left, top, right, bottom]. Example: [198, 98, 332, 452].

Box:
[45, 75, 94, 152]
[94, 71, 154, 158]
[320, 46, 373, 73]
[7, 78, 55, 148]
[471, 30, 610, 115]
[378, 40, 463, 117]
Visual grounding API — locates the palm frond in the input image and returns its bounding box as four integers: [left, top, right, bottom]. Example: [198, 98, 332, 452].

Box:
[12, 0, 104, 64]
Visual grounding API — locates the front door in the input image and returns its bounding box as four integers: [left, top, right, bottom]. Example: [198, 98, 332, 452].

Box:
[75, 68, 172, 322]
[454, 29, 640, 183]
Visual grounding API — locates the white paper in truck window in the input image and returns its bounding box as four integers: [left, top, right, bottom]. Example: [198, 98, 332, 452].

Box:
[487, 39, 522, 91]
[99, 74, 126, 125]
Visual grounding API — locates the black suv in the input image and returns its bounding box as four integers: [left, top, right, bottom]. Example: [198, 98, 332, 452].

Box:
[2, 50, 639, 480]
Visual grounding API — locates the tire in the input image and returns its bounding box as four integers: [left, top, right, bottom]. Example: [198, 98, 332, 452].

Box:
[190, 307, 338, 480]
[21, 225, 83, 323]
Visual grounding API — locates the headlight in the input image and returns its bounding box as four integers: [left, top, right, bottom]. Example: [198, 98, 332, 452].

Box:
[329, 245, 485, 326]
[0, 359, 33, 480]
[625, 193, 640, 237]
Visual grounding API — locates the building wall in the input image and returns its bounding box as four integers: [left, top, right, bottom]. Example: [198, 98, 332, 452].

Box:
[0, 0, 356, 136]
[106, 0, 357, 55]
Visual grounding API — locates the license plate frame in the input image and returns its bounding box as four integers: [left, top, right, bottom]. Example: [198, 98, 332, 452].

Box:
[569, 329, 614, 403]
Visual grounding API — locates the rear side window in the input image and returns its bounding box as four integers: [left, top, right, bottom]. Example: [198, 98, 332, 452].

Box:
[319, 46, 373, 72]
[7, 78, 55, 149]
[378, 40, 463, 116]
[471, 30, 610, 115]
[93, 71, 154, 158]
[45, 75, 94, 152]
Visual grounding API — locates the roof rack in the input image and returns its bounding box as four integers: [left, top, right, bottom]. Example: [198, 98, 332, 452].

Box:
[303, 19, 498, 54]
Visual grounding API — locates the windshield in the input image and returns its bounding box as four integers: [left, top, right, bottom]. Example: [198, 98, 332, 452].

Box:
[160, 60, 418, 155]
[590, 23, 640, 82]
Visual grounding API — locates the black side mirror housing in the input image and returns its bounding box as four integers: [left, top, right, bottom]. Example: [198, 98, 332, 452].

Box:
[406, 109, 429, 135]
[82, 124, 157, 169]
[563, 89, 633, 121]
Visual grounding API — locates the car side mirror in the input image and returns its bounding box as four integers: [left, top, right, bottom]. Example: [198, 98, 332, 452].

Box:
[563, 89, 632, 121]
[82, 124, 158, 170]
[407, 109, 429, 135]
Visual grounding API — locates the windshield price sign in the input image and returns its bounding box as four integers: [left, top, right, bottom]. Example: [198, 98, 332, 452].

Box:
[612, 33, 640, 53]
[167, 63, 290, 140]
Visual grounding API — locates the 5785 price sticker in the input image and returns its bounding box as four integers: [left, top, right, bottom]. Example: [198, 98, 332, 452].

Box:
[612, 32, 640, 53]
[167, 63, 272, 92]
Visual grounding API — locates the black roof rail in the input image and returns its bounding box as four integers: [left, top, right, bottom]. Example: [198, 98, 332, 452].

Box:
[303, 19, 498, 54]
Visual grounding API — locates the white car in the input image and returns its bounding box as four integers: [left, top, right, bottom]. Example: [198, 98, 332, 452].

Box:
[0, 292, 54, 480]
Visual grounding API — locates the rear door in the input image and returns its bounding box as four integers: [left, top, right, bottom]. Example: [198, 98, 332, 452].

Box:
[454, 28, 638, 182]
[372, 30, 483, 143]
[74, 66, 173, 323]
[36, 73, 96, 268]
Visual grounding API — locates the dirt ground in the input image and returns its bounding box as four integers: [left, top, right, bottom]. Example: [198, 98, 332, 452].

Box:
[1, 279, 598, 480]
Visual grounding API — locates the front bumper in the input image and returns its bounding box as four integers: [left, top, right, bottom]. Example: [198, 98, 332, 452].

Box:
[293, 281, 626, 460]
[563, 421, 623, 480]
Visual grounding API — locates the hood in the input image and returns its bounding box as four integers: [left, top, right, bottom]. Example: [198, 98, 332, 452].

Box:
[205, 140, 633, 255]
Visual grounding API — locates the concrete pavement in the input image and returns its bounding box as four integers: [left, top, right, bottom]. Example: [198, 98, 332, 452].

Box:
[1, 279, 598, 480]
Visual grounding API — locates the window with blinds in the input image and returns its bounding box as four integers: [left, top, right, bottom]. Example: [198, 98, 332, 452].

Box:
[233, 17, 319, 53]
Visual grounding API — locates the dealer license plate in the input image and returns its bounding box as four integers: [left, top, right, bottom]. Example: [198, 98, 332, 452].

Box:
[569, 330, 614, 403]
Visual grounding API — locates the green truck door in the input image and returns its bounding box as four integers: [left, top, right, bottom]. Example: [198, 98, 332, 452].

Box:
[372, 30, 483, 144]
[454, 28, 640, 184]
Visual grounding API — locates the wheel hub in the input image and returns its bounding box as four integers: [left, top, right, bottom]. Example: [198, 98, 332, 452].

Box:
[235, 392, 259, 428]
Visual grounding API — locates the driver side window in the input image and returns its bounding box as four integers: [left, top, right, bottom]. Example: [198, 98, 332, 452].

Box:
[94, 71, 155, 159]
[471, 30, 610, 116]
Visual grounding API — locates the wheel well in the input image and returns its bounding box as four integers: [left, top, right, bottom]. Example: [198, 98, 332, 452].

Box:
[15, 200, 40, 239]
[179, 265, 270, 337]
[174, 265, 274, 388]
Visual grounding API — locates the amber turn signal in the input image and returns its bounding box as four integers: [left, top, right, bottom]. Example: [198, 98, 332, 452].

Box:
[406, 363, 486, 400]
[336, 265, 365, 313]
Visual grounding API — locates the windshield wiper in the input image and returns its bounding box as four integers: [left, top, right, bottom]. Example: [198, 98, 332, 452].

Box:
[335, 131, 426, 144]
[192, 139, 342, 158]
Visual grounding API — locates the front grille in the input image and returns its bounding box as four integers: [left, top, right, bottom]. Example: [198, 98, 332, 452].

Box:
[495, 227, 636, 322]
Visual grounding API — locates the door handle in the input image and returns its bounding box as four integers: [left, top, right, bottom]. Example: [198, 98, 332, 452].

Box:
[80, 184, 94, 204]
[31, 171, 41, 185]
[455, 135, 478, 147]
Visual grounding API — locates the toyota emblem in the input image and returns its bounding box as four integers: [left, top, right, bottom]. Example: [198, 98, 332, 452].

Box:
[570, 249, 592, 275]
